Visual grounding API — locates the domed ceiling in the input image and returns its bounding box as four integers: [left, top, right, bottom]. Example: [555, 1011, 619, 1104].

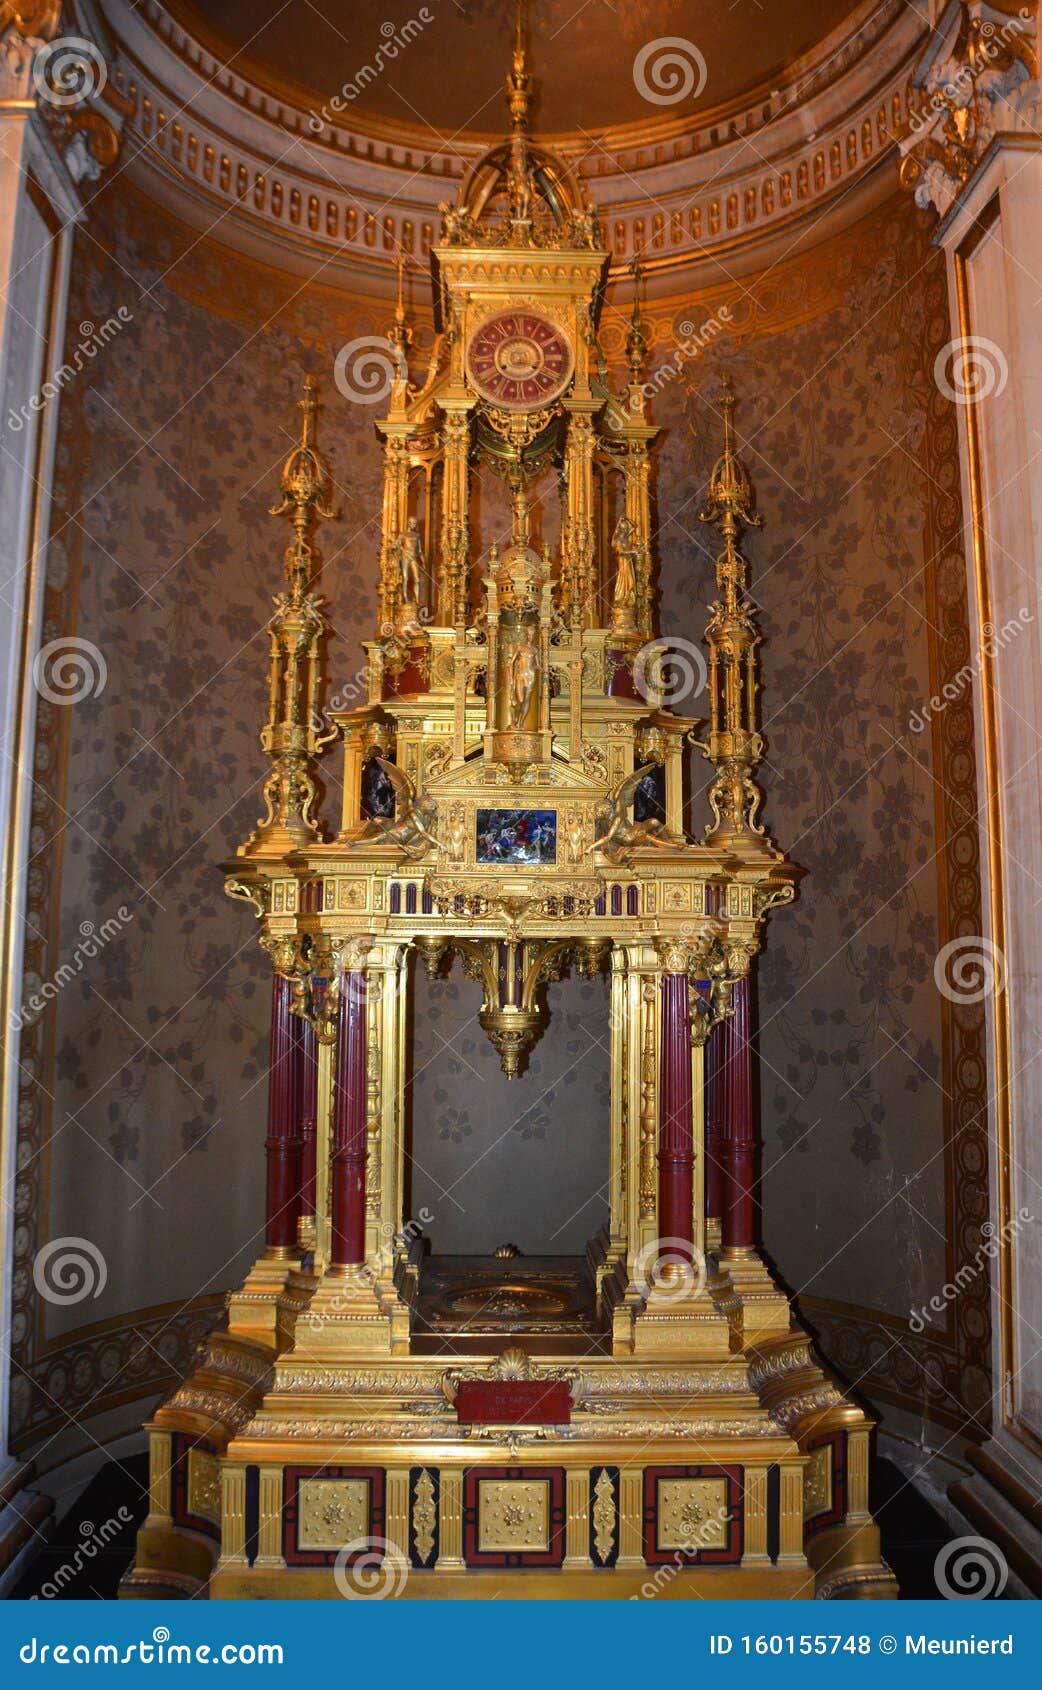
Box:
[167, 0, 863, 135]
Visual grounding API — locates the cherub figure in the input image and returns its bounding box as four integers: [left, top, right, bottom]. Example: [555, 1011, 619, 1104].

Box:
[592, 762, 679, 860]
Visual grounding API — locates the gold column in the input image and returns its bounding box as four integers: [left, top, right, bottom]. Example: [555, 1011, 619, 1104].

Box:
[847, 1429, 871, 1522]
[339, 736, 365, 836]
[624, 441, 653, 635]
[220, 1466, 247, 1567]
[778, 1466, 806, 1566]
[378, 430, 410, 629]
[664, 729, 685, 838]
[742, 1466, 769, 1566]
[562, 404, 597, 626]
[362, 941, 409, 1285]
[255, 1466, 284, 1567]
[147, 1430, 173, 1525]
[564, 1470, 591, 1567]
[437, 1470, 465, 1569]
[439, 407, 471, 625]
[385, 1469, 410, 1561]
[616, 1467, 644, 1568]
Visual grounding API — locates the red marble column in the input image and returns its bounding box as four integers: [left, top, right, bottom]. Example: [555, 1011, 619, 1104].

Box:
[719, 975, 756, 1253]
[264, 972, 301, 1254]
[704, 1023, 724, 1225]
[297, 1015, 318, 1220]
[331, 973, 367, 1267]
[657, 972, 694, 1259]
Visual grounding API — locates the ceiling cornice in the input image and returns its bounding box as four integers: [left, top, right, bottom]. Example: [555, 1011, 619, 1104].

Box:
[72, 0, 929, 297]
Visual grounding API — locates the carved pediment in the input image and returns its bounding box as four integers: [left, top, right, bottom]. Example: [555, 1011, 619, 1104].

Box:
[426, 751, 610, 799]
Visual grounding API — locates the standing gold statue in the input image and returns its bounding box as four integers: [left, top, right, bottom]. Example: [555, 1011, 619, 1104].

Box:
[610, 513, 639, 631]
[392, 517, 426, 612]
[509, 622, 540, 727]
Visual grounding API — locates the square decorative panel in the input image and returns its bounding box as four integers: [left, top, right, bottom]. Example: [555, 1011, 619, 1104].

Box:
[477, 1480, 550, 1553]
[170, 1434, 219, 1541]
[282, 1465, 385, 1566]
[643, 1465, 742, 1566]
[297, 1478, 370, 1550]
[462, 1466, 565, 1568]
[657, 1477, 729, 1551]
[803, 1444, 833, 1520]
[803, 1433, 846, 1531]
[186, 1448, 220, 1523]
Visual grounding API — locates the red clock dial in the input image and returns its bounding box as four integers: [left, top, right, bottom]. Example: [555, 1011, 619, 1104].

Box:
[466, 310, 573, 410]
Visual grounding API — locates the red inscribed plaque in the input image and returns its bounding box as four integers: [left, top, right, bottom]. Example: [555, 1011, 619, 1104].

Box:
[454, 1379, 572, 1425]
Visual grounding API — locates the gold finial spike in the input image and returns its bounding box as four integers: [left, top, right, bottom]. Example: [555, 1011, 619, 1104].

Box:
[395, 251, 406, 316]
[299, 373, 317, 449]
[507, 0, 531, 130]
[694, 376, 775, 852]
[242, 379, 336, 855]
[699, 376, 761, 536]
[626, 257, 648, 378]
[270, 376, 336, 597]
[389, 253, 412, 360]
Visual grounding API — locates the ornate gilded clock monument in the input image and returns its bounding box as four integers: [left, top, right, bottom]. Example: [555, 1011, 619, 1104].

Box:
[122, 23, 896, 1601]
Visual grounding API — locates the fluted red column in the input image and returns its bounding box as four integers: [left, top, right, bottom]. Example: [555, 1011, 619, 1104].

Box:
[297, 1016, 318, 1220]
[331, 973, 367, 1267]
[704, 1022, 724, 1225]
[658, 972, 694, 1259]
[719, 975, 756, 1252]
[264, 972, 302, 1253]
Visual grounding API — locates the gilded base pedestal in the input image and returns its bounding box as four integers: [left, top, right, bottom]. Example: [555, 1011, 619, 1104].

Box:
[120, 1254, 896, 1602]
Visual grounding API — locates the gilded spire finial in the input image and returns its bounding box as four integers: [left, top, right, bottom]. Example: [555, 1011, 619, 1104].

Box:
[626, 257, 648, 381]
[389, 252, 412, 365]
[701, 373, 761, 539]
[696, 379, 776, 855]
[242, 379, 337, 857]
[507, 0, 531, 131]
[270, 375, 335, 602]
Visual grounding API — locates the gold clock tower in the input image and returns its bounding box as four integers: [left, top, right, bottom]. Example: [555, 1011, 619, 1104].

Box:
[122, 13, 897, 1602]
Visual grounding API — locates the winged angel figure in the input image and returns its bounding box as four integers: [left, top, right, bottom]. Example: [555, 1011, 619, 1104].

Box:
[363, 757, 441, 861]
[592, 762, 680, 862]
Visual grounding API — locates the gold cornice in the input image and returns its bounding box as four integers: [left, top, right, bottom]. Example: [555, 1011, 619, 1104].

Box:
[96, 173, 896, 355]
[151, 0, 913, 161]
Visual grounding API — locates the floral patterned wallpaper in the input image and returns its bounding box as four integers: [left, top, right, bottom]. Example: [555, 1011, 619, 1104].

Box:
[10, 178, 986, 1447]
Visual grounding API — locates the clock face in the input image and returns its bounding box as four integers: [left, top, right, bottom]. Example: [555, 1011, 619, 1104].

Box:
[466, 310, 573, 410]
